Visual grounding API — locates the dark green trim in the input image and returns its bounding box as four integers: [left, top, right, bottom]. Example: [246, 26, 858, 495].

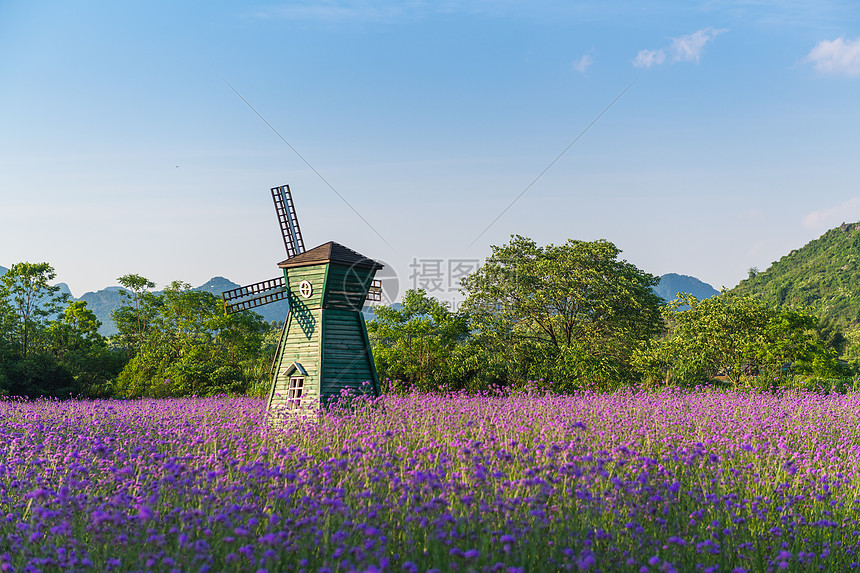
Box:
[266, 310, 291, 412]
[320, 263, 331, 310]
[318, 307, 326, 407]
[359, 312, 381, 396]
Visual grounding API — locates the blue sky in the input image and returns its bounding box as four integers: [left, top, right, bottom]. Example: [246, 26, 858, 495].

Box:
[1, 1, 859, 305]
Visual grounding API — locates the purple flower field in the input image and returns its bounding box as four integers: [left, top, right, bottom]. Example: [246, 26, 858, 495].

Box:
[2, 390, 860, 573]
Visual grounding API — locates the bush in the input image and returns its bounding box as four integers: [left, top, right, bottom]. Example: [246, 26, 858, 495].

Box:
[2, 353, 78, 398]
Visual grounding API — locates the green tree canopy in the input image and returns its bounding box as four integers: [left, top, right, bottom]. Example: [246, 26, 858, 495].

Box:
[367, 289, 470, 392]
[46, 299, 126, 398]
[460, 235, 664, 390]
[0, 262, 68, 358]
[634, 293, 846, 388]
[112, 273, 160, 355]
[113, 280, 272, 397]
[730, 222, 860, 364]
[0, 263, 111, 398]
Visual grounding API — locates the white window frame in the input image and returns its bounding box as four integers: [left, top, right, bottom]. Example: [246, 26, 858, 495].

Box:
[287, 376, 304, 410]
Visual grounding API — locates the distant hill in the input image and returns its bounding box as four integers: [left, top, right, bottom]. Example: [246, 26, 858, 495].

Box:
[195, 276, 240, 297]
[193, 277, 289, 326]
[0, 269, 289, 336]
[654, 273, 719, 304]
[731, 222, 860, 329]
[78, 287, 130, 336]
[77, 277, 289, 336]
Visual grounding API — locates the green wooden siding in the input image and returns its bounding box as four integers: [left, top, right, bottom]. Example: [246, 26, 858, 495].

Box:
[267, 259, 380, 413]
[285, 267, 327, 308]
[286, 262, 374, 311]
[267, 306, 323, 412]
[323, 264, 375, 310]
[319, 309, 376, 400]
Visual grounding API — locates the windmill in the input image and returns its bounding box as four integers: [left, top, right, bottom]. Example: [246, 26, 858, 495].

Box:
[222, 185, 383, 413]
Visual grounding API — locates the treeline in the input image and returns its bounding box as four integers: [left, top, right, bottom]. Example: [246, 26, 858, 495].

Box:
[0, 263, 278, 399]
[3, 234, 855, 399]
[368, 236, 854, 394]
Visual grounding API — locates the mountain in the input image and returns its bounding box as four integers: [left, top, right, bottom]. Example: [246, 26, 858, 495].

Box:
[56, 282, 74, 299]
[76, 277, 290, 336]
[78, 287, 130, 336]
[193, 276, 289, 325]
[731, 222, 860, 329]
[0, 266, 291, 336]
[654, 273, 719, 303]
[195, 276, 240, 297]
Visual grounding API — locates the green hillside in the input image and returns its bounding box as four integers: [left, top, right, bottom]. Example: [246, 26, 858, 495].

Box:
[732, 222, 860, 360]
[732, 222, 860, 325]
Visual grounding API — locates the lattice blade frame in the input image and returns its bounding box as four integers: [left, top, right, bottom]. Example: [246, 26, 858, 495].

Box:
[222, 276, 288, 314]
[366, 279, 383, 302]
[271, 185, 305, 259]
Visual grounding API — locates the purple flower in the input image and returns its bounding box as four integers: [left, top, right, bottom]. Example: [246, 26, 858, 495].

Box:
[135, 505, 153, 521]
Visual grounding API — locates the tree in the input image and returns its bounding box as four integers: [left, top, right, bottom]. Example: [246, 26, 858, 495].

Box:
[634, 293, 846, 388]
[50, 300, 103, 355]
[0, 292, 12, 395]
[0, 283, 14, 356]
[112, 273, 159, 355]
[2, 353, 77, 398]
[0, 263, 97, 398]
[460, 236, 664, 390]
[113, 281, 271, 397]
[367, 289, 470, 392]
[48, 300, 126, 398]
[0, 262, 68, 357]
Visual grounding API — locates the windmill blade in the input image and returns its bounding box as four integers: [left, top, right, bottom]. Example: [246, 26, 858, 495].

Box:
[222, 276, 288, 314]
[271, 185, 305, 258]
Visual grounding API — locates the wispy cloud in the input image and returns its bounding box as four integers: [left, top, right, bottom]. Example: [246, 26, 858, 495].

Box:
[633, 49, 666, 69]
[634, 28, 726, 68]
[804, 37, 860, 77]
[803, 197, 860, 230]
[571, 52, 594, 73]
[670, 28, 726, 63]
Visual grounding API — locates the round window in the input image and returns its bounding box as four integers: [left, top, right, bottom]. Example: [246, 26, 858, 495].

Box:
[299, 280, 313, 298]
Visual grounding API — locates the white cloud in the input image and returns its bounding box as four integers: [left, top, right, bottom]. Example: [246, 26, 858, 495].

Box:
[670, 28, 726, 63]
[634, 27, 726, 69]
[633, 49, 666, 69]
[803, 197, 860, 230]
[805, 37, 860, 77]
[571, 53, 594, 73]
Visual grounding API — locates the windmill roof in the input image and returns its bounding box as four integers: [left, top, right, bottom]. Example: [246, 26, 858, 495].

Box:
[278, 241, 383, 271]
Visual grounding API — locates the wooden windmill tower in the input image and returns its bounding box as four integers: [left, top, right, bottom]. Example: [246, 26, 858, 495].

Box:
[222, 185, 383, 413]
